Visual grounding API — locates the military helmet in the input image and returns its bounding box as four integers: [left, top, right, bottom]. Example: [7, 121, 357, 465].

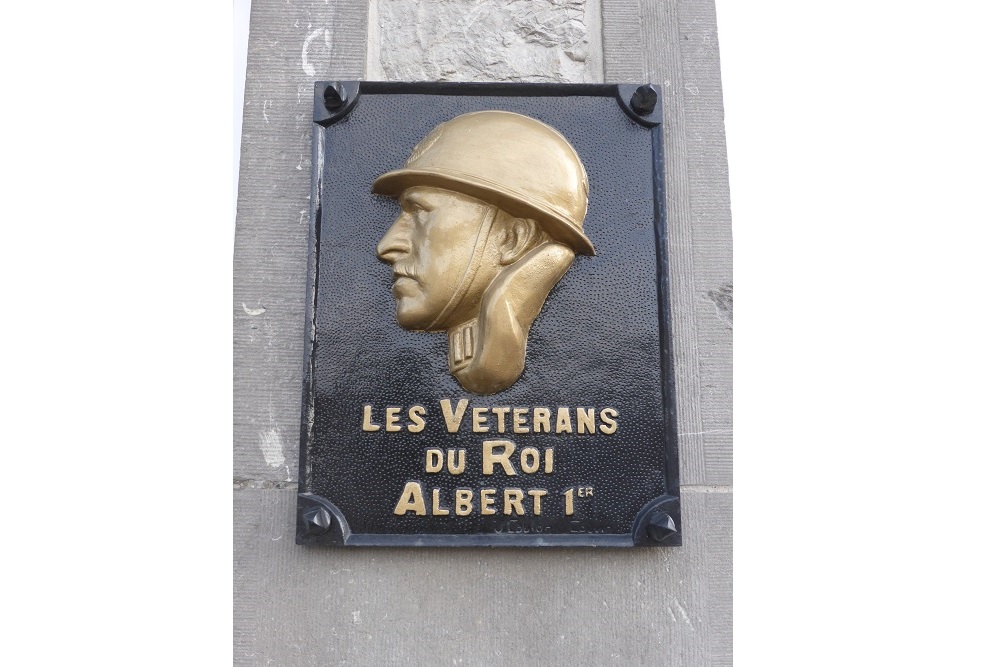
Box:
[372, 110, 595, 256]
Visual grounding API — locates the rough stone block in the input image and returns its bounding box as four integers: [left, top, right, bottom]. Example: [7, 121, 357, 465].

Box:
[370, 0, 602, 82]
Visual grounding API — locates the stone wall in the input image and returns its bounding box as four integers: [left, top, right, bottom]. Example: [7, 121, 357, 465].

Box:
[235, 0, 732, 663]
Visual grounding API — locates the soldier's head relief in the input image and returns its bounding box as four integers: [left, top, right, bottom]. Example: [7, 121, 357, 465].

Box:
[373, 111, 594, 395]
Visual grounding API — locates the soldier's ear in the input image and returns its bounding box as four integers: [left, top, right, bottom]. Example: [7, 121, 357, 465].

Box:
[497, 216, 539, 266]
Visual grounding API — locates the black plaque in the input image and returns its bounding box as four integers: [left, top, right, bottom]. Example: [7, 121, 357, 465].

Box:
[297, 82, 680, 547]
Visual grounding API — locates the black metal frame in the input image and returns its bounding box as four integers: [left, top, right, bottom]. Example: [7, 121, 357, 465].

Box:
[297, 81, 680, 547]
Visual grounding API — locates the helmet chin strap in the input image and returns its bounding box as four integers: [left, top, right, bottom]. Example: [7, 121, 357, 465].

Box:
[426, 205, 499, 331]
[451, 241, 576, 394]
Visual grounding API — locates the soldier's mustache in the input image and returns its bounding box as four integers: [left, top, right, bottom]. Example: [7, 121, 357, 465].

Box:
[392, 265, 418, 281]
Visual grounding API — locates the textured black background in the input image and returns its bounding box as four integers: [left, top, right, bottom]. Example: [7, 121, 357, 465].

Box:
[308, 90, 668, 537]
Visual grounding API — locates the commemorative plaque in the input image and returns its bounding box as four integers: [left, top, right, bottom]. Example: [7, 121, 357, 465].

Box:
[297, 82, 680, 547]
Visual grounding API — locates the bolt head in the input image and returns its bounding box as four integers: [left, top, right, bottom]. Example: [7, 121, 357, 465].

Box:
[630, 85, 657, 116]
[647, 511, 677, 542]
[302, 506, 332, 536]
[323, 84, 346, 112]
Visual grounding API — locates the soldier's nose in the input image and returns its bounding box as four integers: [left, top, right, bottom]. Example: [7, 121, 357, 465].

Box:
[376, 218, 410, 264]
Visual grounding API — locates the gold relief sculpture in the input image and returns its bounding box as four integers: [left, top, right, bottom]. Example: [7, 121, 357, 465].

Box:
[374, 111, 594, 395]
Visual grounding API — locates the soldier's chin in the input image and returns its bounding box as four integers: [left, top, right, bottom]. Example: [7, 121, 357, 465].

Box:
[393, 301, 437, 332]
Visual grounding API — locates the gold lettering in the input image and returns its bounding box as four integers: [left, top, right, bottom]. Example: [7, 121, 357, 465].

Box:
[576, 407, 596, 434]
[555, 407, 572, 433]
[520, 447, 540, 473]
[431, 489, 450, 516]
[563, 488, 574, 515]
[492, 406, 511, 433]
[447, 448, 466, 474]
[533, 407, 551, 433]
[527, 489, 548, 515]
[481, 489, 497, 515]
[544, 447, 554, 473]
[472, 407, 489, 433]
[362, 404, 380, 432]
[482, 440, 517, 476]
[599, 407, 619, 435]
[439, 398, 469, 433]
[512, 407, 529, 434]
[408, 405, 427, 432]
[385, 406, 402, 432]
[455, 489, 474, 516]
[425, 448, 443, 473]
[503, 488, 526, 515]
[393, 482, 427, 515]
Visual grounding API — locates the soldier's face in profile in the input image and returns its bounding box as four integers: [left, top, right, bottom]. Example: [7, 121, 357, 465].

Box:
[376, 186, 494, 331]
